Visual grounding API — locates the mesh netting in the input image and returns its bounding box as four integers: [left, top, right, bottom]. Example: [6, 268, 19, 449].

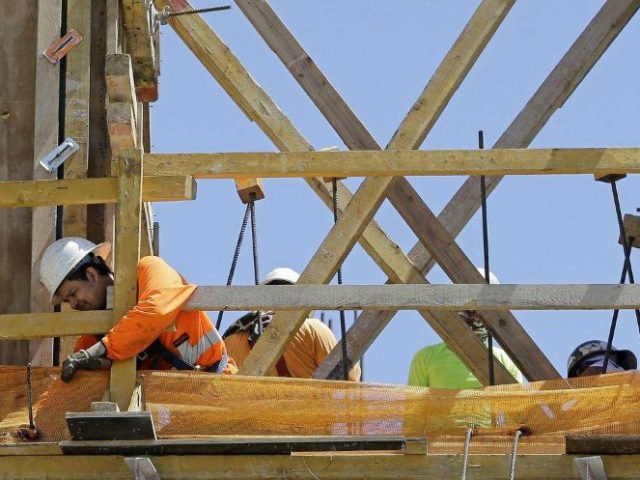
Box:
[0, 367, 108, 442]
[141, 370, 640, 453]
[3, 367, 640, 454]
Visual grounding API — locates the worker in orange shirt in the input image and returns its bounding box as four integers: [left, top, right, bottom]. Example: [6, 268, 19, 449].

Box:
[223, 267, 360, 381]
[39, 237, 235, 382]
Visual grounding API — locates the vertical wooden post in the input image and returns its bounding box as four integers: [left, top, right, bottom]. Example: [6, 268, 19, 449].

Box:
[110, 148, 142, 410]
[29, 0, 62, 366]
[60, 0, 92, 361]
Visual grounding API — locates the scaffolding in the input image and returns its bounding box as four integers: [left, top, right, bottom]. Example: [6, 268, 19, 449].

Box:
[1, 0, 640, 478]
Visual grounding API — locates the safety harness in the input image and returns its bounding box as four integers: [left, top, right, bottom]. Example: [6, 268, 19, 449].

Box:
[222, 311, 290, 376]
[138, 338, 229, 373]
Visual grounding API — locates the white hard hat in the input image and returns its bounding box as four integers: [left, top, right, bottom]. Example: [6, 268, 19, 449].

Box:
[476, 267, 499, 284]
[40, 237, 111, 303]
[260, 267, 300, 285]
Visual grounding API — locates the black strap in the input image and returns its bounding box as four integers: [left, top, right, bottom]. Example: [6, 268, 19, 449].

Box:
[139, 340, 229, 372]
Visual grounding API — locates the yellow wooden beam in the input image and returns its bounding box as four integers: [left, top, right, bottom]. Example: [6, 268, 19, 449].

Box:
[186, 284, 640, 312]
[120, 0, 159, 101]
[316, 0, 640, 381]
[110, 149, 142, 410]
[232, 0, 519, 385]
[0, 311, 113, 339]
[145, 148, 640, 178]
[165, 0, 267, 202]
[1, 452, 640, 479]
[164, 0, 514, 385]
[0, 176, 196, 207]
[239, 0, 538, 379]
[63, 0, 91, 239]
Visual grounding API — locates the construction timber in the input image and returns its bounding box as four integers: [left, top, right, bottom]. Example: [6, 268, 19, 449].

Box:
[1, 1, 640, 478]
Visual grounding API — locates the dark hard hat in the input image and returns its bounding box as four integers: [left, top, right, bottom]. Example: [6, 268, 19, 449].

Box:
[567, 340, 637, 377]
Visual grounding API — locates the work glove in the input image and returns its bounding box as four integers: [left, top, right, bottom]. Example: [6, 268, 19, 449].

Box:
[61, 349, 112, 383]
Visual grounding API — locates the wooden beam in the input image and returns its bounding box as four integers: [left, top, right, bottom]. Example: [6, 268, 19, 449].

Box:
[185, 284, 640, 312]
[120, 0, 159, 101]
[0, 3, 41, 365]
[0, 176, 196, 207]
[2, 453, 640, 479]
[106, 102, 137, 151]
[164, 0, 270, 203]
[164, 0, 513, 384]
[233, 0, 518, 385]
[165, 0, 268, 201]
[0, 311, 114, 340]
[234, 0, 382, 152]
[144, 148, 640, 178]
[105, 53, 138, 119]
[63, 0, 91, 239]
[240, 0, 524, 377]
[110, 149, 142, 411]
[316, 0, 640, 381]
[29, 0, 62, 367]
[104, 53, 155, 257]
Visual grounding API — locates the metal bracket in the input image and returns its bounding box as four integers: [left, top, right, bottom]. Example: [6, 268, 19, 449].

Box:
[38, 138, 79, 173]
[574, 456, 608, 480]
[43, 29, 83, 64]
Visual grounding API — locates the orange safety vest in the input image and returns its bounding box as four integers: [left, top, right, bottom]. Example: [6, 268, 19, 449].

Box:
[75, 256, 235, 373]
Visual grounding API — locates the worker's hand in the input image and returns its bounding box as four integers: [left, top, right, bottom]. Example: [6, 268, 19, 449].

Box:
[61, 349, 111, 383]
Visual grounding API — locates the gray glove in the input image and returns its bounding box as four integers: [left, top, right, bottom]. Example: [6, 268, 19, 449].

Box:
[61, 348, 111, 383]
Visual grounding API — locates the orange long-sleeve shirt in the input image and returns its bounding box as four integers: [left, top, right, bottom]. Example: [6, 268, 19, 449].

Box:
[224, 317, 360, 381]
[75, 256, 233, 372]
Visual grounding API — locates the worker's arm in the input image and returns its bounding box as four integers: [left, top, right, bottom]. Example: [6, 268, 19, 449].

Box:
[101, 256, 198, 360]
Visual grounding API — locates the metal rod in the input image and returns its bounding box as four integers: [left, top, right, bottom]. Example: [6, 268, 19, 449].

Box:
[26, 363, 34, 428]
[169, 5, 231, 18]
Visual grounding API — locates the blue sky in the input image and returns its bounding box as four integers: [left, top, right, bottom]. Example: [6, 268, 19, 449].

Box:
[151, 1, 640, 384]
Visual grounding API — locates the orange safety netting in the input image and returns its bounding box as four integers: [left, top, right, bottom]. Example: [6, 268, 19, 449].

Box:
[2, 367, 640, 454]
[141, 370, 640, 453]
[0, 367, 108, 442]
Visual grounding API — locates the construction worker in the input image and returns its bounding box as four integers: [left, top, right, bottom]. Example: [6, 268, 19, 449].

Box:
[39, 237, 236, 382]
[222, 267, 361, 381]
[408, 268, 523, 388]
[567, 340, 637, 377]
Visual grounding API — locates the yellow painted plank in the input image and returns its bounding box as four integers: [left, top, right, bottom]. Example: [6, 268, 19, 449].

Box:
[145, 148, 640, 178]
[240, 0, 520, 378]
[164, 0, 512, 384]
[63, 0, 91, 239]
[186, 284, 640, 312]
[1, 453, 640, 479]
[120, 0, 158, 101]
[317, 0, 640, 382]
[110, 149, 142, 410]
[0, 176, 196, 207]
[0, 311, 114, 340]
[166, 0, 271, 200]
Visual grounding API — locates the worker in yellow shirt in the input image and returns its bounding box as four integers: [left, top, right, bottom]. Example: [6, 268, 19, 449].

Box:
[39, 237, 236, 381]
[223, 267, 361, 381]
[408, 268, 522, 388]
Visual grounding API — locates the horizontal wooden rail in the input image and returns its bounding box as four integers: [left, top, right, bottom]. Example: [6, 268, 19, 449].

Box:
[145, 148, 640, 178]
[1, 451, 640, 478]
[0, 311, 113, 339]
[185, 284, 640, 311]
[2, 284, 636, 340]
[0, 176, 196, 207]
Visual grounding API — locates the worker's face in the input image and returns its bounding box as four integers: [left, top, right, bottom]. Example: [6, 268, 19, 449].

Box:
[56, 267, 110, 311]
